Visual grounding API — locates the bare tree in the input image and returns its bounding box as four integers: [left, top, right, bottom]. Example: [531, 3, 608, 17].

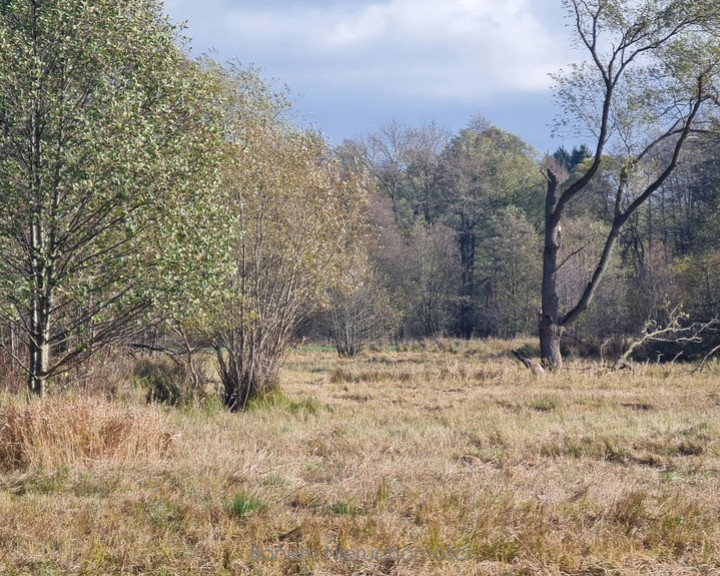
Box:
[329, 265, 395, 357]
[541, 0, 720, 368]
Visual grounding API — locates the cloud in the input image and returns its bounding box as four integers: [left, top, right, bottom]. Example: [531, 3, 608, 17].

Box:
[215, 0, 569, 102]
[163, 0, 578, 149]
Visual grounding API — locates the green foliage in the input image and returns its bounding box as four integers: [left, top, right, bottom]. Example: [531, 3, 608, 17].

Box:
[0, 0, 226, 393]
[553, 145, 591, 172]
[477, 207, 541, 337]
[674, 253, 720, 319]
[437, 122, 545, 337]
[245, 387, 321, 416]
[359, 117, 545, 340]
[329, 500, 359, 516]
[438, 124, 545, 225]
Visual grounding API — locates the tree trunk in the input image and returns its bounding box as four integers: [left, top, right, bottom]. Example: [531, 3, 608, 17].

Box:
[539, 165, 624, 370]
[458, 223, 476, 339]
[539, 314, 563, 370]
[27, 360, 47, 397]
[540, 169, 563, 369]
[28, 302, 51, 397]
[214, 329, 276, 412]
[215, 340, 245, 412]
[28, 219, 52, 397]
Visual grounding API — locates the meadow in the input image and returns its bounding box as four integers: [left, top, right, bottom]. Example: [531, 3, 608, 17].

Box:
[2, 340, 720, 575]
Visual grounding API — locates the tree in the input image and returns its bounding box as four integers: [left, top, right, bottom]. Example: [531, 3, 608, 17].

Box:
[211, 64, 370, 410]
[348, 120, 451, 231]
[0, 0, 223, 395]
[553, 144, 592, 172]
[363, 194, 460, 340]
[541, 0, 720, 368]
[405, 224, 461, 337]
[478, 207, 541, 337]
[328, 260, 395, 357]
[437, 122, 544, 337]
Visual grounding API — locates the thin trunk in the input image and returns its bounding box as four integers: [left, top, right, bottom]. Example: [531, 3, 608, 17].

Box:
[28, 290, 51, 397]
[216, 338, 240, 411]
[11, 324, 18, 369]
[458, 221, 476, 339]
[215, 328, 267, 412]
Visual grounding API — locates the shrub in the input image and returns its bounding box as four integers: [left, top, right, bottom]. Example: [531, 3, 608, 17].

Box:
[133, 357, 188, 406]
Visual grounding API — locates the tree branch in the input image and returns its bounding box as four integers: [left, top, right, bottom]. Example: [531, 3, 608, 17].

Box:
[554, 245, 584, 273]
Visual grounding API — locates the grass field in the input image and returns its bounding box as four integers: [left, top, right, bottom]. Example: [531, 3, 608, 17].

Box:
[2, 340, 720, 575]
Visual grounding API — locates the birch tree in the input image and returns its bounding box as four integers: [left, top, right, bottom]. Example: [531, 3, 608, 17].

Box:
[0, 0, 223, 395]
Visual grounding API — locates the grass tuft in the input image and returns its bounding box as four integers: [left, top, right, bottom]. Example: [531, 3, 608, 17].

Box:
[229, 492, 265, 518]
[0, 395, 171, 470]
[246, 386, 321, 415]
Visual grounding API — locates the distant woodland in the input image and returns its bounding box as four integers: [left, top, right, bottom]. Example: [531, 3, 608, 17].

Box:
[3, 0, 720, 407]
[328, 118, 720, 356]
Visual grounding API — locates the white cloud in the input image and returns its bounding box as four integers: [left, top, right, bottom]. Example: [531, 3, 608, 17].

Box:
[162, 0, 579, 149]
[219, 0, 569, 101]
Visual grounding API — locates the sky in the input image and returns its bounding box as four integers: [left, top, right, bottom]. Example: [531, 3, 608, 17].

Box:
[162, 0, 585, 155]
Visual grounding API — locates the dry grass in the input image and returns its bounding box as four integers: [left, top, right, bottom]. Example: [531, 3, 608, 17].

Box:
[2, 340, 720, 575]
[0, 396, 172, 470]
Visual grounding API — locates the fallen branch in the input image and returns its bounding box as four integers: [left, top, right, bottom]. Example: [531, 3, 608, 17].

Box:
[692, 343, 720, 374]
[613, 305, 719, 370]
[512, 350, 545, 375]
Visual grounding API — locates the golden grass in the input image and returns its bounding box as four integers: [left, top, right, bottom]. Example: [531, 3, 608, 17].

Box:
[2, 340, 720, 575]
[0, 395, 172, 470]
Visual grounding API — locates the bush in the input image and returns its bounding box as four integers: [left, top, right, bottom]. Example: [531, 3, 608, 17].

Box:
[133, 357, 189, 406]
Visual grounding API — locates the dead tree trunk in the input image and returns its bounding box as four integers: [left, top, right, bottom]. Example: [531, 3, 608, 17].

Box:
[540, 164, 623, 370]
[536, 0, 711, 370]
[539, 314, 563, 370]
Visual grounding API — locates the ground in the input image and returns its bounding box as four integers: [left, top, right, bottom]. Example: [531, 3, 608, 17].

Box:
[1, 339, 720, 575]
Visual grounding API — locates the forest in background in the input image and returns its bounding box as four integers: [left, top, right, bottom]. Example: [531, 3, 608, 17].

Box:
[331, 117, 720, 359]
[3, 0, 720, 407]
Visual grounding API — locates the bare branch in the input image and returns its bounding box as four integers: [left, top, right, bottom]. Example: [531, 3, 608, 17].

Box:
[614, 307, 720, 370]
[555, 245, 585, 273]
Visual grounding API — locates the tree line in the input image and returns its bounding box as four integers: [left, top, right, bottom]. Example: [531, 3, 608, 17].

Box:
[345, 118, 720, 358]
[3, 0, 720, 407]
[338, 0, 720, 370]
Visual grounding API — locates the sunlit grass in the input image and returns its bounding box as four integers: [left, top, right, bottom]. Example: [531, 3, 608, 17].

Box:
[2, 339, 720, 574]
